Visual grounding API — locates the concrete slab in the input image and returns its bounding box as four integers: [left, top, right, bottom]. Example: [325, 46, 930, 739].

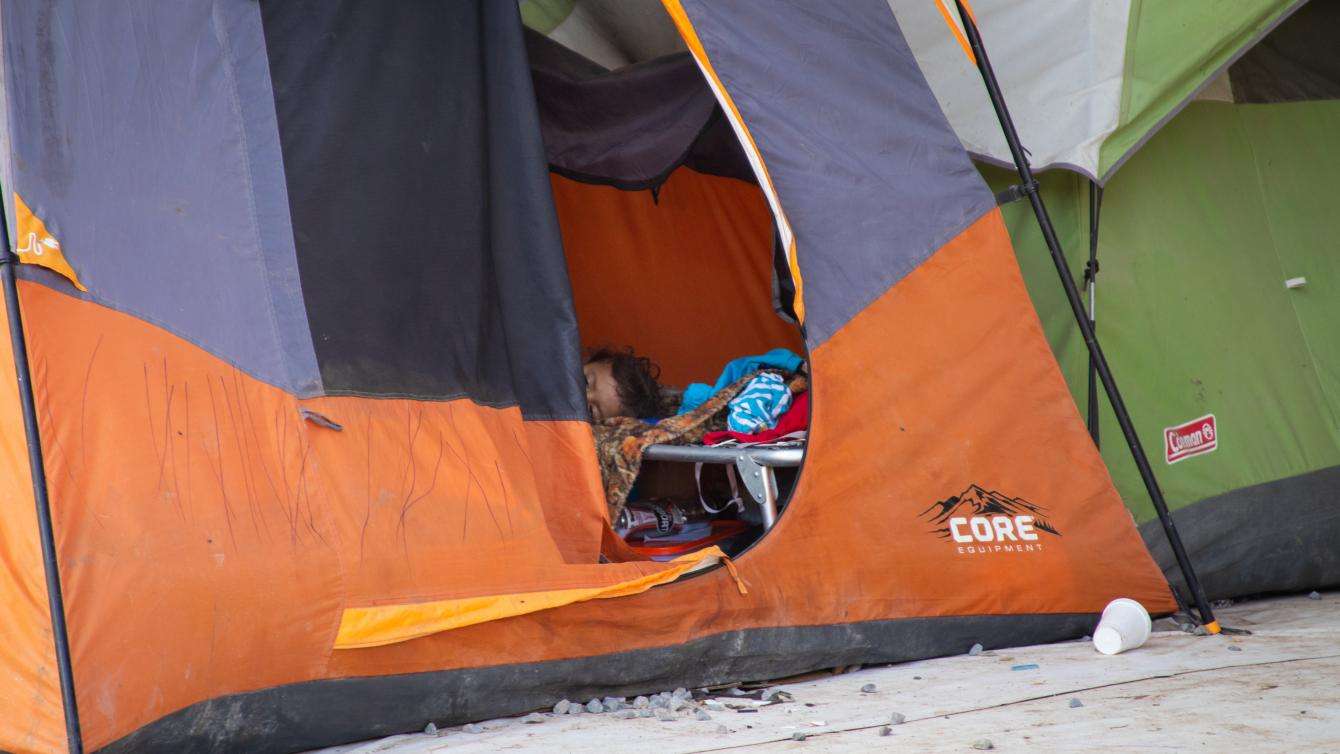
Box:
[316, 592, 1340, 753]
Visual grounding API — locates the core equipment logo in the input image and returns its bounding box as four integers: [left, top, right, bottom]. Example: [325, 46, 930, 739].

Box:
[920, 484, 1060, 556]
[1164, 413, 1217, 464]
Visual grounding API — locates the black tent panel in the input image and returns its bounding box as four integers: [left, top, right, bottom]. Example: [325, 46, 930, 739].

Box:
[261, 0, 586, 419]
[1230, 0, 1340, 104]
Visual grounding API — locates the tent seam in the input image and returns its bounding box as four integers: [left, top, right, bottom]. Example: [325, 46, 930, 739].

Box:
[212, 6, 300, 398]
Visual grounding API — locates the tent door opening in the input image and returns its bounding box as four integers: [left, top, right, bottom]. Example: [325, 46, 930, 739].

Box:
[527, 27, 809, 561]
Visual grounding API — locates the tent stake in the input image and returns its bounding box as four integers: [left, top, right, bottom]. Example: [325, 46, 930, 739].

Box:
[952, 0, 1219, 634]
[1086, 181, 1102, 447]
[0, 201, 85, 752]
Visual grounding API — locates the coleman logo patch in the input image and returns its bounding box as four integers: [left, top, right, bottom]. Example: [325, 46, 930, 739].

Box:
[1164, 414, 1217, 464]
[920, 484, 1060, 556]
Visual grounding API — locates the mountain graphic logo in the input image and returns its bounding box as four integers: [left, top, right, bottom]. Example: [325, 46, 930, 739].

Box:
[919, 484, 1061, 539]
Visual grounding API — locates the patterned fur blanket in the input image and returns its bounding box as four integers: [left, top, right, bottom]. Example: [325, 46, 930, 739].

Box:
[594, 371, 808, 520]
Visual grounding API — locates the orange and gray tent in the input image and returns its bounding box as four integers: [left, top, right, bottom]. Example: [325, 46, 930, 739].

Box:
[0, 2, 1177, 752]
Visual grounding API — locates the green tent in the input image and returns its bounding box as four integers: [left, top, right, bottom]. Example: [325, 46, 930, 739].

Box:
[992, 0, 1340, 600]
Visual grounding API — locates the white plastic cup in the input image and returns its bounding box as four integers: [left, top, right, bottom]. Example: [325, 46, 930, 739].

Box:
[1092, 598, 1152, 655]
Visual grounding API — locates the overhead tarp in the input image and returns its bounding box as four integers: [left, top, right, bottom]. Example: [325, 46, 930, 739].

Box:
[521, 0, 685, 70]
[526, 30, 751, 188]
[525, 0, 1308, 183]
[860, 0, 1308, 181]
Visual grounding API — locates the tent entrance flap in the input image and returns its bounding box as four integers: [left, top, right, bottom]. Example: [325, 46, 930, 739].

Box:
[334, 547, 734, 649]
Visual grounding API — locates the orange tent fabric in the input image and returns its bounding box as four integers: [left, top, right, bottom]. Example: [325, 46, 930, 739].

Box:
[9, 283, 736, 748]
[0, 210, 1173, 751]
[0, 2, 1178, 751]
[554, 168, 803, 386]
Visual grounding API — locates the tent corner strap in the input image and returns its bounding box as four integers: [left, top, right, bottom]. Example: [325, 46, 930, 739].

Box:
[992, 178, 1039, 207]
[951, 0, 1221, 635]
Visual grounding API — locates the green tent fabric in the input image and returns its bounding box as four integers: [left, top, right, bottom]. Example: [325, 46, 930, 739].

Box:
[991, 98, 1340, 600]
[897, 0, 1305, 182]
[1099, 0, 1308, 177]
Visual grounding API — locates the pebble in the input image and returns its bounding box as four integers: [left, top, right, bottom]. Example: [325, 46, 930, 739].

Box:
[1192, 626, 1209, 636]
[716, 724, 729, 735]
[913, 676, 922, 680]
[586, 699, 603, 714]
[704, 700, 726, 711]
[612, 709, 638, 720]
[633, 696, 650, 709]
[553, 699, 571, 715]
[655, 708, 677, 722]
[1081, 635, 1091, 643]
[667, 697, 686, 712]
[695, 710, 712, 721]
[972, 739, 994, 750]
[603, 697, 625, 711]
[638, 709, 656, 719]
[968, 643, 984, 656]
[860, 683, 877, 693]
[1309, 591, 1321, 600]
[791, 731, 808, 742]
[889, 712, 906, 725]
[673, 687, 690, 700]
[1228, 645, 1243, 652]
[879, 725, 892, 737]
[568, 705, 583, 716]
[1068, 699, 1083, 709]
[423, 722, 438, 735]
[522, 713, 546, 724]
[463, 723, 484, 735]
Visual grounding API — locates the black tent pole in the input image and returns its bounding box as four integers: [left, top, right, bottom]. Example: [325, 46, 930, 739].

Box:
[1086, 181, 1102, 447]
[0, 198, 85, 752]
[952, 0, 1220, 634]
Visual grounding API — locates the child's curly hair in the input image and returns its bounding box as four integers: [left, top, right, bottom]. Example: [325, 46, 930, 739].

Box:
[585, 347, 667, 420]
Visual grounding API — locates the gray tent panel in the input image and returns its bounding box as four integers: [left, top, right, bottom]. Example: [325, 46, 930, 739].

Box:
[680, 0, 996, 347]
[0, 0, 322, 395]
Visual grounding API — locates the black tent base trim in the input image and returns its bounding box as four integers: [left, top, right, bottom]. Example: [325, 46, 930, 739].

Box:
[99, 613, 1098, 754]
[1142, 464, 1340, 602]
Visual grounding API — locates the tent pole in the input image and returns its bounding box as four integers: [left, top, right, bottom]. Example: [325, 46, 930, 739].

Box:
[0, 201, 85, 752]
[952, 0, 1220, 634]
[1086, 181, 1102, 447]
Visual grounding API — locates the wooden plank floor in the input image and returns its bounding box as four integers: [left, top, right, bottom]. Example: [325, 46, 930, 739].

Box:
[318, 592, 1340, 753]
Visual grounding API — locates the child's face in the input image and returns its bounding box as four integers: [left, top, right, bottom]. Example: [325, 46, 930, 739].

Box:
[583, 360, 625, 421]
